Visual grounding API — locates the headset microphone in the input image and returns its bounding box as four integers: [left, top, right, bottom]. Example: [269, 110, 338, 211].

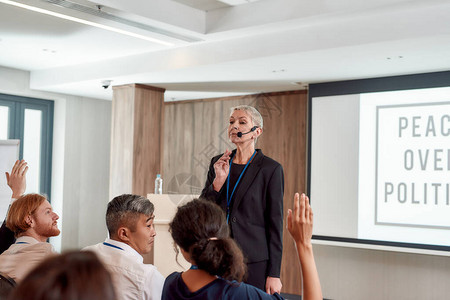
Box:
[237, 126, 257, 138]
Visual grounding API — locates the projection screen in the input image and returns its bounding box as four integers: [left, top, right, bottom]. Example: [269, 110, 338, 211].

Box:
[308, 72, 450, 255]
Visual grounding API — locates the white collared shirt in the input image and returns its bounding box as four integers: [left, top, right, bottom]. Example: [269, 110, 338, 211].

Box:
[0, 236, 55, 282]
[84, 238, 164, 300]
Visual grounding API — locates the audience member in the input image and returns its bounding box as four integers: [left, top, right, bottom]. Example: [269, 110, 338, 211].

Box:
[8, 251, 116, 300]
[162, 194, 322, 299]
[84, 194, 164, 300]
[0, 193, 59, 282]
[1, 160, 28, 253]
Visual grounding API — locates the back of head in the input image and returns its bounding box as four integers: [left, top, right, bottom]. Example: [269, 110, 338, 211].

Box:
[8, 251, 115, 300]
[6, 194, 46, 237]
[106, 194, 154, 238]
[169, 199, 246, 281]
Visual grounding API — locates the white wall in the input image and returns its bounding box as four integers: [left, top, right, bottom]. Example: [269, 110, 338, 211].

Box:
[60, 95, 111, 250]
[313, 244, 450, 300]
[0, 66, 111, 251]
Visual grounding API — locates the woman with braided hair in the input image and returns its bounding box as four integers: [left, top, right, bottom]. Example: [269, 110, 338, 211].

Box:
[162, 195, 322, 299]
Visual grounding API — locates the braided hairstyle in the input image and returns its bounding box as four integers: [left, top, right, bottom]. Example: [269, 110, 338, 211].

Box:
[169, 199, 246, 281]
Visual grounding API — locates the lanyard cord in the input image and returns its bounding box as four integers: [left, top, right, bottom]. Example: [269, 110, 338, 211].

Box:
[103, 242, 124, 251]
[226, 150, 256, 223]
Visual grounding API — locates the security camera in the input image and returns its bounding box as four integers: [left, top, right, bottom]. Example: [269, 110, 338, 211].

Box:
[101, 80, 112, 89]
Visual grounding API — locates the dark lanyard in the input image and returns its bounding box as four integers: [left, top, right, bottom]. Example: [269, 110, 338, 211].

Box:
[15, 242, 29, 244]
[103, 242, 124, 251]
[226, 150, 256, 223]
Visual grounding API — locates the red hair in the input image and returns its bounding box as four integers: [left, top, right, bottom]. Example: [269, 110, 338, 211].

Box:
[6, 194, 46, 237]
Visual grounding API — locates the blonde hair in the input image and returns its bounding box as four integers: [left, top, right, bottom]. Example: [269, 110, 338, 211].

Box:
[230, 105, 263, 129]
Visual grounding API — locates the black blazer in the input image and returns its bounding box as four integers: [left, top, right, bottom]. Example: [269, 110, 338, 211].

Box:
[200, 149, 284, 278]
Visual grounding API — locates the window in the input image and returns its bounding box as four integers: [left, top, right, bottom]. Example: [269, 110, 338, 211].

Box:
[0, 93, 54, 199]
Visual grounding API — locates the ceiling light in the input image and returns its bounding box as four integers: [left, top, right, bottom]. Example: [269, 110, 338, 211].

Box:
[0, 0, 174, 46]
[218, 0, 260, 6]
[43, 0, 201, 43]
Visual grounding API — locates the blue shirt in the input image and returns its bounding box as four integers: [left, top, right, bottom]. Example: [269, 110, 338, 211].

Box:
[162, 272, 284, 300]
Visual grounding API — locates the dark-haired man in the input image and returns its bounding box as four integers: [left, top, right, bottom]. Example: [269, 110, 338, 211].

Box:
[84, 194, 164, 300]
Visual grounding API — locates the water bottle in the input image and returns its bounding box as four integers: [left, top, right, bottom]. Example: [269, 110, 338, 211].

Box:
[155, 174, 163, 194]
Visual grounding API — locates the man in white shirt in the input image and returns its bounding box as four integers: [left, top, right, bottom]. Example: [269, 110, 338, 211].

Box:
[0, 193, 60, 282]
[84, 194, 164, 300]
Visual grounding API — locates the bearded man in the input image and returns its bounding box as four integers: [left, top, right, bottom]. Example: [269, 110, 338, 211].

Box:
[0, 193, 60, 282]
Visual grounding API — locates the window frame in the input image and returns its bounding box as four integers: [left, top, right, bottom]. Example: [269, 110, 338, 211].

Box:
[0, 93, 54, 200]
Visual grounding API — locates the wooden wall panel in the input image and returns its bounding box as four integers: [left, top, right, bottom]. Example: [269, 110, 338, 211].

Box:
[163, 91, 307, 295]
[110, 85, 134, 199]
[111, 84, 164, 198]
[132, 85, 164, 196]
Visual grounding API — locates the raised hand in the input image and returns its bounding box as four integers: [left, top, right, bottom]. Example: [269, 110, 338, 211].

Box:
[6, 160, 28, 199]
[287, 193, 313, 247]
[287, 192, 322, 300]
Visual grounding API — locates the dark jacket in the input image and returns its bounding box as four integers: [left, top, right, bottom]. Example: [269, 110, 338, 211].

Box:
[0, 221, 15, 254]
[200, 149, 284, 278]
